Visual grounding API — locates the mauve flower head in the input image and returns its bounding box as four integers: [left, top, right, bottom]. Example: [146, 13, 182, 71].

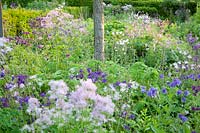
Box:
[178, 114, 188, 122]
[147, 87, 157, 98]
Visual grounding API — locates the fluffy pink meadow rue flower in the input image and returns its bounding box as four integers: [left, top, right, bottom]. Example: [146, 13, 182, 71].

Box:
[91, 95, 115, 122]
[48, 80, 68, 99]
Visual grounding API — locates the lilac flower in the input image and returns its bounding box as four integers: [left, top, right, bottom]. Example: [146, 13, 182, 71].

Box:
[192, 86, 200, 96]
[161, 88, 167, 94]
[191, 131, 196, 133]
[147, 87, 157, 98]
[184, 90, 190, 96]
[181, 97, 186, 103]
[178, 114, 188, 122]
[177, 90, 182, 95]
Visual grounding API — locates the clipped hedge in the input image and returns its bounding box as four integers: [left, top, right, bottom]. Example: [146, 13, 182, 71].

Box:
[3, 9, 44, 37]
[65, 0, 93, 7]
[63, 6, 92, 18]
[104, 0, 197, 20]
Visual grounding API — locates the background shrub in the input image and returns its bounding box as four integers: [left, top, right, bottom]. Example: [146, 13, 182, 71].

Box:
[3, 9, 44, 37]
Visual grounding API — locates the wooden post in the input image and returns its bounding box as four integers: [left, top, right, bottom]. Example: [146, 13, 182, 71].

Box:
[93, 0, 104, 61]
[0, 0, 3, 37]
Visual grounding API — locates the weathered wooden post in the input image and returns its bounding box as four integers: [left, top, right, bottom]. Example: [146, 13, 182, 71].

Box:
[93, 0, 104, 61]
[0, 0, 4, 47]
[0, 0, 3, 37]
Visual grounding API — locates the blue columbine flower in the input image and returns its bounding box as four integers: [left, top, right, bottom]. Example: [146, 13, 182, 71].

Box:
[0, 69, 5, 78]
[129, 114, 135, 120]
[159, 74, 164, 79]
[169, 78, 182, 88]
[184, 90, 190, 96]
[161, 88, 167, 94]
[177, 90, 182, 95]
[140, 86, 146, 93]
[178, 114, 188, 122]
[147, 87, 157, 98]
[181, 97, 186, 103]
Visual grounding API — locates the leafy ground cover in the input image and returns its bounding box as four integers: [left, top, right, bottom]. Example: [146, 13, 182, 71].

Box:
[0, 2, 200, 133]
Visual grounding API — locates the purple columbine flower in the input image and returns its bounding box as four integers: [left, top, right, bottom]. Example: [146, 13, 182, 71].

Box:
[140, 86, 146, 93]
[102, 79, 107, 83]
[147, 87, 157, 98]
[0, 69, 5, 78]
[178, 114, 188, 122]
[177, 90, 182, 95]
[191, 107, 200, 111]
[193, 44, 200, 50]
[184, 90, 190, 96]
[121, 111, 127, 118]
[124, 125, 130, 130]
[40, 92, 46, 97]
[129, 114, 135, 120]
[168, 78, 182, 88]
[181, 97, 186, 103]
[1, 98, 9, 107]
[159, 74, 164, 79]
[87, 68, 92, 73]
[16, 75, 28, 87]
[161, 88, 167, 94]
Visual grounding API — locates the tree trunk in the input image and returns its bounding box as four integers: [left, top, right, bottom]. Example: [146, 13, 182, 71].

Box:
[93, 0, 104, 61]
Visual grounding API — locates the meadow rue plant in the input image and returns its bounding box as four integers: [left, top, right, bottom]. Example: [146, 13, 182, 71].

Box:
[22, 79, 115, 131]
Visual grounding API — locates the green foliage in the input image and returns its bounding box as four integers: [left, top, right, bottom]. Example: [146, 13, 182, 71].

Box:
[134, 7, 158, 16]
[26, 0, 60, 10]
[63, 6, 92, 18]
[2, 0, 33, 7]
[0, 108, 28, 132]
[104, 0, 197, 20]
[129, 62, 159, 86]
[65, 0, 93, 7]
[3, 9, 44, 37]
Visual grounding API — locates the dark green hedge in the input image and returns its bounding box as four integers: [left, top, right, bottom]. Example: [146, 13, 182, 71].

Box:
[105, 0, 197, 20]
[65, 0, 93, 7]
